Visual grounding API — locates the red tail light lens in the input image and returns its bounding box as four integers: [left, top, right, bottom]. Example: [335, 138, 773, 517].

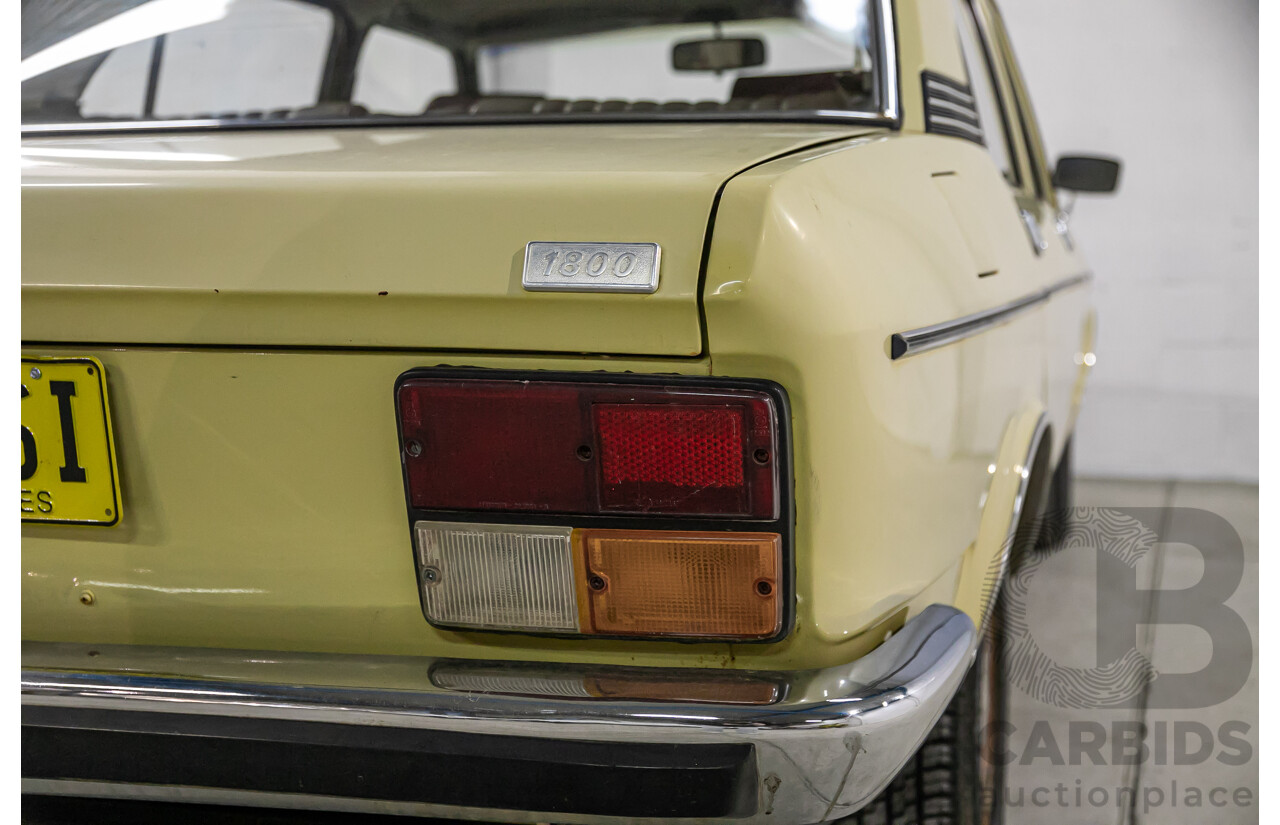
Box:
[397, 377, 778, 518]
[595, 405, 745, 487]
[398, 381, 589, 514]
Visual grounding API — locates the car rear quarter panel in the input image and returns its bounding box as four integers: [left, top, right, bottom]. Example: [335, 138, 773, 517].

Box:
[704, 131, 1067, 642]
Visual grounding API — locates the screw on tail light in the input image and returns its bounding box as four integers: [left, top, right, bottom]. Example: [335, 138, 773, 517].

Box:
[395, 371, 793, 642]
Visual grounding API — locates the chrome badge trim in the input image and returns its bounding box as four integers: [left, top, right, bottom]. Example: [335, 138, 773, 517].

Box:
[522, 242, 660, 293]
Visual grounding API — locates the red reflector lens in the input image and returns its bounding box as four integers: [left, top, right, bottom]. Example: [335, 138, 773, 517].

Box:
[397, 378, 779, 518]
[595, 405, 745, 487]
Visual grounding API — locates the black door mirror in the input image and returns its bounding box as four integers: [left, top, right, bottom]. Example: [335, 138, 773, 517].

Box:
[672, 37, 766, 72]
[1052, 155, 1122, 194]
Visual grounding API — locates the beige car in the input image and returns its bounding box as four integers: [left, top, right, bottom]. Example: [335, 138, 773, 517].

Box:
[21, 0, 1119, 822]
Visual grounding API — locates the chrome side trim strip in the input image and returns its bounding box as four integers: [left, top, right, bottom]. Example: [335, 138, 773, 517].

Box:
[890, 273, 1091, 360]
[1044, 272, 1092, 297]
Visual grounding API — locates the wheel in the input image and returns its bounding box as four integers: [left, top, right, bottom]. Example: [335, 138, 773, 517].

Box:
[838, 433, 1057, 825]
[1036, 436, 1073, 550]
[1046, 436, 1073, 513]
[838, 628, 1005, 825]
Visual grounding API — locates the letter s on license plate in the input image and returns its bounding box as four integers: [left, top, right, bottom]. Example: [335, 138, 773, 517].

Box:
[21, 357, 123, 525]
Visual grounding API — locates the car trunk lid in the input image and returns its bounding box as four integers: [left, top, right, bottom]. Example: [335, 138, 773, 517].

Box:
[22, 123, 866, 356]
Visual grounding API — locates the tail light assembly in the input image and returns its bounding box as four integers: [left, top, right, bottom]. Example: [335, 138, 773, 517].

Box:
[395, 370, 792, 642]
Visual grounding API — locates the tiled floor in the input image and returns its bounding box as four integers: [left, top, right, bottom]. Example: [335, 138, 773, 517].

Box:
[1004, 479, 1258, 825]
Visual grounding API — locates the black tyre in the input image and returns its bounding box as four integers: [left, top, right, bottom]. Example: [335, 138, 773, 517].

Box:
[839, 627, 1005, 825]
[1036, 436, 1074, 550]
[839, 432, 1056, 825]
[1046, 436, 1073, 513]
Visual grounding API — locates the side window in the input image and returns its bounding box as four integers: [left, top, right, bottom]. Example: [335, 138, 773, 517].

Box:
[353, 26, 456, 115]
[79, 39, 154, 119]
[57, 0, 333, 122]
[152, 0, 333, 118]
[952, 0, 1017, 187]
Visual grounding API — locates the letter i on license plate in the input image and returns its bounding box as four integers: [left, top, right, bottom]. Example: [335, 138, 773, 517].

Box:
[21, 356, 123, 525]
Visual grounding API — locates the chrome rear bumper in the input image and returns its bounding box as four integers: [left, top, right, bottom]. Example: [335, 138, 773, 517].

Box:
[22, 603, 975, 825]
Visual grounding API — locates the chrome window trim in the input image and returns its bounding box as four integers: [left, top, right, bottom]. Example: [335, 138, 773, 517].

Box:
[876, 0, 901, 124]
[22, 111, 898, 137]
[889, 273, 1091, 360]
[21, 2, 901, 136]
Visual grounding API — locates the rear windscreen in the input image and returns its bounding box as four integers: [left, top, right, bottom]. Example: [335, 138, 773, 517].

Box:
[22, 0, 889, 128]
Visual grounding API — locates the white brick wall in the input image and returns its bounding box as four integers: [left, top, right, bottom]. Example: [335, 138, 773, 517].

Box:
[1000, 0, 1258, 481]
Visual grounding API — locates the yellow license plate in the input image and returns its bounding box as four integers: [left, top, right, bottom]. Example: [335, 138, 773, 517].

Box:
[21, 356, 123, 526]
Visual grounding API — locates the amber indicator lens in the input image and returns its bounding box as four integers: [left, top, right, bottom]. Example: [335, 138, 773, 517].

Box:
[397, 378, 778, 518]
[577, 530, 782, 639]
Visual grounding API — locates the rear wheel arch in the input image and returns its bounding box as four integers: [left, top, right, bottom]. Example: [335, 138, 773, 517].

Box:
[953, 407, 1053, 628]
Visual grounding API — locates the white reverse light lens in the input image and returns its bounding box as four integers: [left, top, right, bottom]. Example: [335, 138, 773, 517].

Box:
[414, 521, 577, 632]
